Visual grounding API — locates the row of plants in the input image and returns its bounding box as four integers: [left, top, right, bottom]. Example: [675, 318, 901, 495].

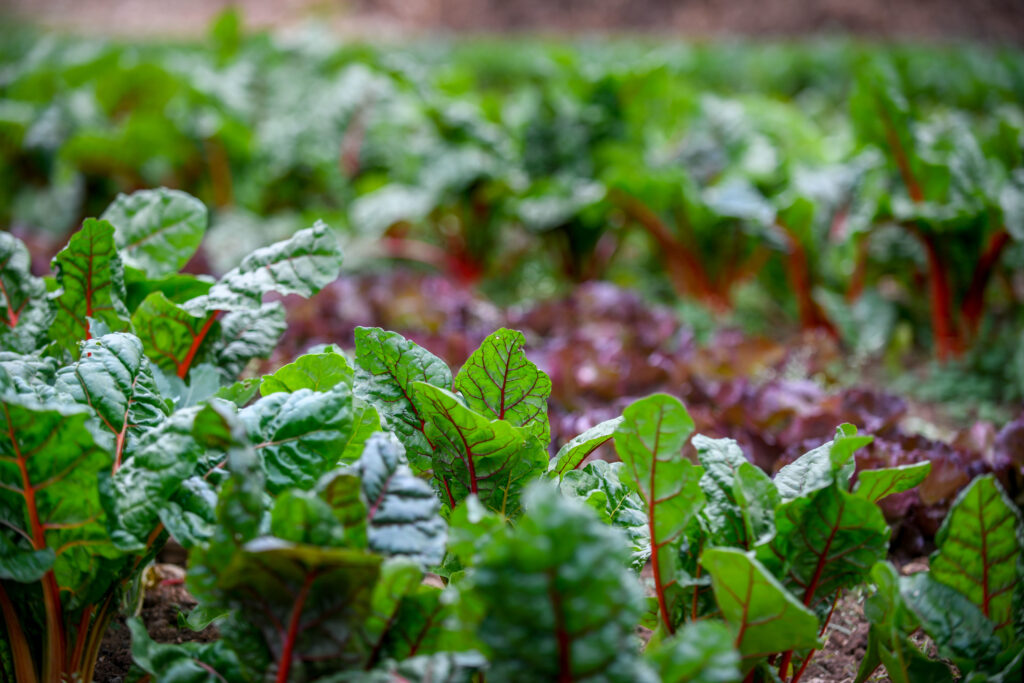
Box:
[1, 190, 1021, 681]
[2, 16, 1024, 366]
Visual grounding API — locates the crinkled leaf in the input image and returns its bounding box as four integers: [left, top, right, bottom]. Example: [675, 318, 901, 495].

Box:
[411, 382, 547, 516]
[349, 433, 446, 567]
[695, 435, 778, 549]
[184, 221, 342, 314]
[261, 346, 354, 396]
[645, 620, 741, 683]
[54, 332, 168, 469]
[0, 395, 117, 600]
[773, 424, 872, 502]
[453, 328, 551, 443]
[50, 218, 130, 356]
[548, 416, 623, 478]
[930, 474, 1023, 647]
[201, 538, 382, 679]
[354, 327, 452, 475]
[471, 483, 650, 682]
[104, 407, 208, 550]
[701, 547, 822, 670]
[900, 572, 1003, 671]
[241, 387, 354, 494]
[211, 302, 287, 379]
[101, 187, 207, 278]
[560, 459, 650, 571]
[0, 232, 53, 353]
[214, 377, 261, 407]
[128, 617, 243, 683]
[132, 292, 222, 380]
[339, 399, 381, 465]
[853, 461, 932, 503]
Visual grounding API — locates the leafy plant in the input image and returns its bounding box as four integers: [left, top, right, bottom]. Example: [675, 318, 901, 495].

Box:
[0, 187, 341, 682]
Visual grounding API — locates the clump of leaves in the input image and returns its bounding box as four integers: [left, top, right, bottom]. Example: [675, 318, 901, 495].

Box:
[0, 187, 342, 682]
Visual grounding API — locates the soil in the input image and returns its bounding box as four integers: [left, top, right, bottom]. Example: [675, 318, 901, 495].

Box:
[3, 0, 1023, 43]
[95, 563, 219, 682]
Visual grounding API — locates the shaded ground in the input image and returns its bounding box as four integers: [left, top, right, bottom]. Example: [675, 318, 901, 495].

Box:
[3, 0, 1023, 43]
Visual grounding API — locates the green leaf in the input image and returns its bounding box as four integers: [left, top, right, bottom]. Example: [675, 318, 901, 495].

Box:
[354, 327, 452, 475]
[131, 292, 221, 380]
[270, 484, 366, 549]
[203, 538, 382, 679]
[214, 378, 261, 407]
[899, 572, 1003, 671]
[0, 395, 117, 599]
[211, 302, 287, 379]
[51, 218, 130, 357]
[773, 424, 872, 502]
[765, 484, 889, 611]
[411, 382, 547, 516]
[362, 558, 423, 663]
[471, 483, 650, 682]
[241, 387, 354, 494]
[453, 328, 551, 443]
[261, 346, 354, 396]
[695, 435, 778, 549]
[853, 461, 932, 503]
[184, 221, 342, 314]
[930, 474, 1024, 647]
[101, 187, 207, 278]
[701, 547, 822, 670]
[0, 532, 54, 582]
[339, 399, 381, 465]
[103, 406, 208, 550]
[0, 232, 53, 353]
[559, 459, 649, 571]
[548, 416, 623, 478]
[645, 620, 741, 683]
[348, 433, 446, 567]
[128, 617, 243, 683]
[54, 332, 168, 469]
[615, 394, 704, 629]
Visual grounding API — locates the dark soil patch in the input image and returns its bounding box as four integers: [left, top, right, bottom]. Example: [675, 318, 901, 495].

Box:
[94, 564, 219, 682]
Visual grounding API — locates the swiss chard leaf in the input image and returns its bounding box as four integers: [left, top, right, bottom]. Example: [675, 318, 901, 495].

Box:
[131, 292, 222, 380]
[695, 435, 778, 550]
[773, 424, 872, 501]
[241, 386, 354, 494]
[548, 416, 623, 478]
[765, 483, 890, 612]
[853, 461, 932, 503]
[261, 346, 354, 396]
[615, 393, 704, 632]
[184, 221, 342, 314]
[54, 332, 168, 471]
[348, 433, 447, 567]
[559, 459, 650, 571]
[211, 302, 288, 380]
[470, 483, 650, 682]
[644, 620, 741, 683]
[453, 328, 551, 443]
[354, 327, 453, 475]
[701, 547, 822, 671]
[0, 232, 53, 353]
[411, 382, 547, 516]
[50, 218, 131, 356]
[101, 187, 207, 279]
[929, 474, 1023, 647]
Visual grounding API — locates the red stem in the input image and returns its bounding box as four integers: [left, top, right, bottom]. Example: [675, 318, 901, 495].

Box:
[846, 235, 869, 302]
[177, 310, 223, 379]
[646, 414, 675, 635]
[789, 590, 842, 683]
[546, 570, 573, 683]
[776, 222, 838, 336]
[904, 224, 959, 360]
[276, 571, 316, 683]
